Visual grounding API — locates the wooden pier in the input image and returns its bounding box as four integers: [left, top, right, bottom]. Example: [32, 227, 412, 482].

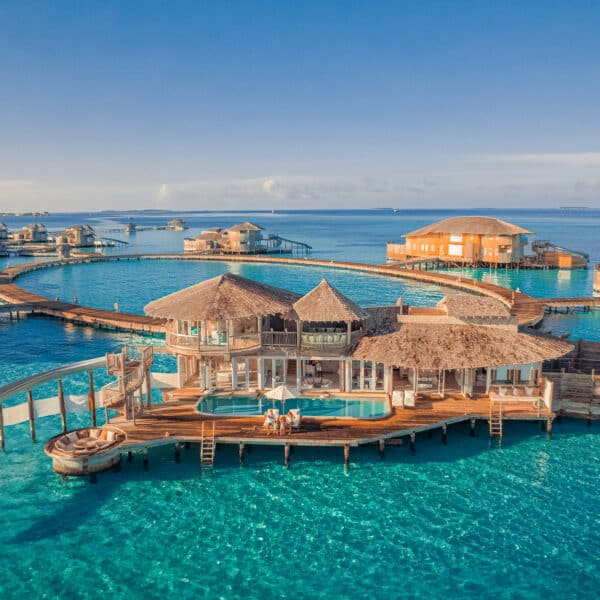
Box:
[0, 252, 550, 331]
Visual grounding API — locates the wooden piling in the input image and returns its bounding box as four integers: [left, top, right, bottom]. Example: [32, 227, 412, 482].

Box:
[142, 447, 148, 469]
[546, 418, 553, 439]
[58, 379, 67, 432]
[145, 369, 152, 408]
[378, 439, 385, 458]
[0, 402, 5, 452]
[284, 443, 290, 468]
[239, 442, 245, 466]
[410, 432, 416, 453]
[442, 423, 448, 445]
[88, 371, 96, 427]
[174, 441, 181, 462]
[343, 444, 350, 466]
[27, 390, 36, 442]
[470, 417, 476, 437]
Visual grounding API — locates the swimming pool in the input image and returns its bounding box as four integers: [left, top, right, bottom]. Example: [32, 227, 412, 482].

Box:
[196, 394, 390, 418]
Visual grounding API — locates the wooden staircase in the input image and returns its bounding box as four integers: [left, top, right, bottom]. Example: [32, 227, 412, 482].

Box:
[200, 421, 216, 466]
[489, 401, 503, 439]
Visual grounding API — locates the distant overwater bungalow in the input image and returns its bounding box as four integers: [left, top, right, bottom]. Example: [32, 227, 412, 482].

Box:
[387, 215, 589, 269]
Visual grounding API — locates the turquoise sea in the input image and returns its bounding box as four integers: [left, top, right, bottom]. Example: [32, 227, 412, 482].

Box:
[1, 209, 599, 599]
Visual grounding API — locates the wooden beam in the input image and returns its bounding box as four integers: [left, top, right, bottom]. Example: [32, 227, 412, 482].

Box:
[0, 402, 5, 451]
[27, 389, 35, 442]
[88, 371, 96, 427]
[58, 378, 67, 433]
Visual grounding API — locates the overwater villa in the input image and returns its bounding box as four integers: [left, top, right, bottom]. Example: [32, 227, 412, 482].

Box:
[184, 221, 311, 255]
[34, 272, 573, 475]
[386, 215, 588, 269]
[56, 224, 96, 247]
[9, 223, 48, 243]
[167, 219, 188, 230]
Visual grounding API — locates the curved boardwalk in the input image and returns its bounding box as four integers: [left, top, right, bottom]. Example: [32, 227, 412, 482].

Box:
[0, 252, 550, 330]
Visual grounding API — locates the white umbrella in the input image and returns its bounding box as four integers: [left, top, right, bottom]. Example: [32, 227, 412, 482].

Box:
[263, 385, 299, 412]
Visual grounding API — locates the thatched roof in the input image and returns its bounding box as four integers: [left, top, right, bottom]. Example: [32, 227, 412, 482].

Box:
[144, 273, 300, 321]
[227, 221, 263, 232]
[352, 323, 572, 369]
[293, 279, 368, 322]
[405, 216, 532, 237]
[437, 295, 511, 319]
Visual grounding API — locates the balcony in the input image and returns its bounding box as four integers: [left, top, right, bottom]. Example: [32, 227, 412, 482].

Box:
[166, 331, 261, 353]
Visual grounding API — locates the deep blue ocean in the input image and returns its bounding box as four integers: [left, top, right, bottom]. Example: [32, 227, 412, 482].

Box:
[1, 209, 599, 599]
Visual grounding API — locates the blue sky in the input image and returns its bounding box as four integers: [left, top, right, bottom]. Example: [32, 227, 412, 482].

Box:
[0, 1, 599, 211]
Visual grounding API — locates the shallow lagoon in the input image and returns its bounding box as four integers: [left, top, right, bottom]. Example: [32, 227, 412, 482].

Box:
[1, 210, 600, 599]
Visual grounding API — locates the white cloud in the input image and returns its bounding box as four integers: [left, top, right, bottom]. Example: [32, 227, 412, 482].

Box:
[478, 153, 600, 167]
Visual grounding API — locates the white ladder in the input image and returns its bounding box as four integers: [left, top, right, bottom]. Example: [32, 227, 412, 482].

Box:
[200, 421, 216, 466]
[489, 401, 503, 440]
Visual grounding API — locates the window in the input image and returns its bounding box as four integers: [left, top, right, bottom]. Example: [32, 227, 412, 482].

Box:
[449, 234, 463, 243]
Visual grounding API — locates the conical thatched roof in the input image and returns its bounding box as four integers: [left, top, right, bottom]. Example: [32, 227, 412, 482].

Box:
[293, 279, 368, 322]
[144, 273, 300, 321]
[352, 323, 572, 370]
[405, 216, 532, 237]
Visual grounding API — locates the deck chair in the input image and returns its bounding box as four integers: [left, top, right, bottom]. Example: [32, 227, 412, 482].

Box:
[403, 390, 416, 408]
[392, 390, 405, 408]
[288, 408, 301, 431]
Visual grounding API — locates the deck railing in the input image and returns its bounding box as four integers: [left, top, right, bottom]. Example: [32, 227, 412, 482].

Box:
[166, 331, 261, 352]
[261, 331, 297, 347]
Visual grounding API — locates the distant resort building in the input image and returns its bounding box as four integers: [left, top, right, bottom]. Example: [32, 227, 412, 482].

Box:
[9, 223, 48, 243]
[387, 216, 588, 269]
[168, 219, 188, 231]
[56, 225, 96, 247]
[0, 223, 8, 241]
[184, 221, 311, 256]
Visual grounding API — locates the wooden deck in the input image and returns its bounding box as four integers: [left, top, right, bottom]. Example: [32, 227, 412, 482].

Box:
[110, 394, 553, 450]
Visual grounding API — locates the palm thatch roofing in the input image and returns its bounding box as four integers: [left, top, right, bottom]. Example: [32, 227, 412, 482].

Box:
[405, 216, 532, 237]
[352, 323, 572, 369]
[227, 221, 264, 232]
[144, 273, 300, 321]
[293, 279, 368, 322]
[437, 295, 511, 319]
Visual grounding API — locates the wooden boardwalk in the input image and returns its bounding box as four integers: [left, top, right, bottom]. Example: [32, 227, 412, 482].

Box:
[112, 394, 552, 450]
[541, 297, 600, 311]
[0, 252, 551, 330]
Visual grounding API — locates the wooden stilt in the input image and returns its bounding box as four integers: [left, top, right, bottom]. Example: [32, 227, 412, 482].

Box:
[88, 371, 96, 427]
[442, 423, 448, 445]
[127, 450, 133, 462]
[284, 443, 290, 468]
[174, 441, 181, 462]
[470, 417, 476, 437]
[239, 442, 245, 466]
[378, 439, 385, 458]
[145, 369, 152, 408]
[58, 378, 67, 433]
[410, 432, 416, 453]
[0, 402, 5, 452]
[546, 418, 553, 439]
[343, 444, 350, 466]
[142, 447, 148, 469]
[27, 390, 36, 442]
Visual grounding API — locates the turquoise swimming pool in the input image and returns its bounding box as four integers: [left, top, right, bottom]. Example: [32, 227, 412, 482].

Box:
[196, 394, 389, 418]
